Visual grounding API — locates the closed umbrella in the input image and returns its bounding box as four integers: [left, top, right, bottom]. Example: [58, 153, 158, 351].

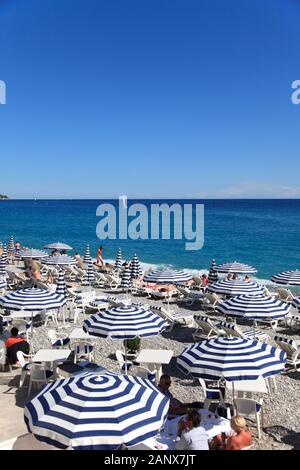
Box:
[24, 373, 169, 450]
[2, 245, 8, 264]
[56, 271, 67, 297]
[130, 254, 143, 279]
[120, 264, 132, 291]
[208, 259, 218, 284]
[82, 261, 95, 286]
[83, 244, 92, 265]
[115, 248, 122, 271]
[0, 256, 6, 275]
[7, 236, 15, 253]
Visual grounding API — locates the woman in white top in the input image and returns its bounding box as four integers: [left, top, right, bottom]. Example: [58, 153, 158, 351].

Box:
[175, 410, 209, 451]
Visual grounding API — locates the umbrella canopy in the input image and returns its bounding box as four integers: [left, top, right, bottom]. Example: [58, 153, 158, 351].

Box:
[56, 271, 67, 296]
[143, 269, 192, 284]
[130, 254, 143, 279]
[271, 270, 300, 286]
[42, 256, 77, 266]
[0, 287, 67, 311]
[0, 256, 6, 275]
[214, 262, 257, 274]
[120, 264, 132, 290]
[18, 249, 48, 259]
[83, 304, 168, 339]
[24, 372, 169, 450]
[44, 242, 73, 250]
[217, 294, 290, 320]
[177, 336, 286, 381]
[83, 244, 92, 265]
[7, 236, 15, 253]
[207, 280, 264, 296]
[115, 248, 122, 270]
[82, 261, 95, 286]
[208, 259, 218, 283]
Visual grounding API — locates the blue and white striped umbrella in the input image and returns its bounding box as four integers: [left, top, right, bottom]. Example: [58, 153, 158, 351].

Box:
[0, 279, 6, 289]
[208, 259, 218, 284]
[271, 270, 300, 286]
[0, 287, 67, 311]
[143, 269, 192, 284]
[24, 373, 169, 450]
[7, 236, 15, 253]
[177, 336, 286, 381]
[2, 245, 8, 264]
[83, 244, 92, 265]
[83, 304, 169, 339]
[130, 254, 143, 279]
[0, 256, 6, 275]
[207, 280, 264, 296]
[115, 248, 122, 270]
[214, 262, 257, 274]
[217, 294, 290, 320]
[44, 242, 73, 250]
[42, 256, 77, 266]
[120, 265, 132, 290]
[82, 261, 95, 286]
[18, 249, 48, 259]
[56, 271, 67, 297]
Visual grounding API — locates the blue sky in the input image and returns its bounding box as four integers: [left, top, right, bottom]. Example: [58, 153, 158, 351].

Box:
[0, 0, 300, 198]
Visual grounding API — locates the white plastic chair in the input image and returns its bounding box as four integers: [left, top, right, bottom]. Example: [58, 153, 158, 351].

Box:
[27, 363, 54, 397]
[16, 350, 34, 387]
[234, 398, 264, 439]
[128, 365, 156, 382]
[73, 341, 95, 364]
[198, 378, 225, 409]
[115, 349, 133, 374]
[47, 329, 70, 349]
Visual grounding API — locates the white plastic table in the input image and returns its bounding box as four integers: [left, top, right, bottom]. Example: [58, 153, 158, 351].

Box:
[225, 377, 268, 396]
[135, 349, 173, 382]
[32, 349, 71, 363]
[69, 328, 92, 340]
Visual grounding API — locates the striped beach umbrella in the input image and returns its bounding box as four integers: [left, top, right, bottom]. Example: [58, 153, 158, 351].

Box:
[2, 245, 8, 264]
[83, 244, 92, 265]
[7, 236, 15, 253]
[207, 280, 264, 296]
[271, 270, 300, 286]
[120, 264, 132, 290]
[214, 262, 257, 274]
[42, 256, 77, 266]
[0, 256, 6, 276]
[0, 287, 67, 311]
[44, 242, 73, 251]
[83, 304, 168, 339]
[130, 254, 143, 279]
[82, 261, 95, 286]
[143, 269, 192, 284]
[0, 279, 6, 289]
[56, 271, 67, 297]
[115, 248, 122, 270]
[177, 336, 286, 381]
[18, 249, 48, 259]
[24, 373, 169, 450]
[208, 259, 218, 284]
[217, 294, 290, 320]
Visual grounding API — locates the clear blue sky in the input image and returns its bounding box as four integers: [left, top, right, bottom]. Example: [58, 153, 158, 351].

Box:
[1, 0, 300, 198]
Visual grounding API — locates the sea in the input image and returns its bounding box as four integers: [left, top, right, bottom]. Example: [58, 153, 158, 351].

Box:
[0, 199, 299, 285]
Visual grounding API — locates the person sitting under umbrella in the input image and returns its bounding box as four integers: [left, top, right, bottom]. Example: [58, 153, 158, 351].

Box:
[211, 415, 252, 450]
[158, 374, 202, 415]
[175, 409, 209, 450]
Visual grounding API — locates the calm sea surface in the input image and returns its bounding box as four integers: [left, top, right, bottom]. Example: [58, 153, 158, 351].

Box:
[0, 199, 299, 282]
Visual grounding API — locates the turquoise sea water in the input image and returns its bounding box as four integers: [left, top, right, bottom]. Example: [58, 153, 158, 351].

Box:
[0, 199, 299, 282]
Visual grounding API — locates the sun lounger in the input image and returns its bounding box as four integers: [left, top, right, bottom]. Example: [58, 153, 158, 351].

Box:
[218, 321, 269, 342]
[192, 315, 225, 341]
[274, 335, 300, 370]
[149, 304, 194, 328]
[176, 285, 203, 306]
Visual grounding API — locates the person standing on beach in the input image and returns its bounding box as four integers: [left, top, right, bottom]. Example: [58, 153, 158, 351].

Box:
[96, 245, 105, 268]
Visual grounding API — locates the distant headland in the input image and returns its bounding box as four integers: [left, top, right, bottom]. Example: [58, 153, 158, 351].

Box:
[0, 194, 9, 199]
